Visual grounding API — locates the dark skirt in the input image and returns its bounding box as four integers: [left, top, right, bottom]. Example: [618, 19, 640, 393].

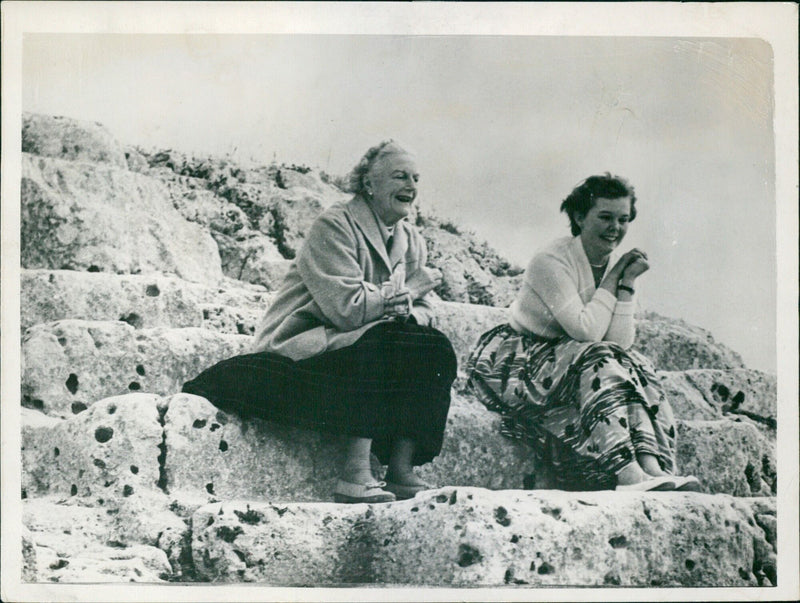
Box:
[182, 321, 457, 466]
[465, 324, 676, 490]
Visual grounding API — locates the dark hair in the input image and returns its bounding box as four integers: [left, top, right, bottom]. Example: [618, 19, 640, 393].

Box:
[560, 173, 637, 236]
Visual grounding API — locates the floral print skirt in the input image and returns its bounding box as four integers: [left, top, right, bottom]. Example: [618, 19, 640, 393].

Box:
[465, 324, 676, 490]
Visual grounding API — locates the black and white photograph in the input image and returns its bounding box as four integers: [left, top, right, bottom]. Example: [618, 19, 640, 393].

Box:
[2, 2, 798, 601]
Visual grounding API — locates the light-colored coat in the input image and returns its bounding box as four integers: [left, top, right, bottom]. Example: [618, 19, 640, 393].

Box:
[252, 195, 436, 360]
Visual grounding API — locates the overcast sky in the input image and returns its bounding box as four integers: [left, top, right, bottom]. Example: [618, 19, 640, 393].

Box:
[22, 34, 776, 372]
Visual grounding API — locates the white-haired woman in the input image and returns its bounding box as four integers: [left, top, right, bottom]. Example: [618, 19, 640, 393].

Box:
[184, 141, 457, 503]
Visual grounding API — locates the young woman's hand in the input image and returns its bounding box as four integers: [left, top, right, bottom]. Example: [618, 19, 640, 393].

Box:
[608, 248, 647, 277]
[621, 255, 649, 281]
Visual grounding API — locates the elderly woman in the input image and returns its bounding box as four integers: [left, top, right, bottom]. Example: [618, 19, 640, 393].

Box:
[466, 174, 700, 492]
[183, 141, 457, 503]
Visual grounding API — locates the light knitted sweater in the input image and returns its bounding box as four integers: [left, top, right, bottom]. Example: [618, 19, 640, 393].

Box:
[508, 236, 636, 349]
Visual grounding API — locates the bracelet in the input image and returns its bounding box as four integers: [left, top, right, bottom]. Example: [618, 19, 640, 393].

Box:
[617, 284, 635, 295]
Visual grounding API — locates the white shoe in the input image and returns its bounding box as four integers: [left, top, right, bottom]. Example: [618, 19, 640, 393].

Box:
[616, 476, 677, 492]
[674, 475, 703, 492]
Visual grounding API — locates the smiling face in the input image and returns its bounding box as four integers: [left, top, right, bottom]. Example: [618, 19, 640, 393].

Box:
[365, 152, 419, 226]
[576, 196, 632, 263]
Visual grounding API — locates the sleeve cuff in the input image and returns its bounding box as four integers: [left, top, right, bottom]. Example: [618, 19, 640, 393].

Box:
[593, 288, 617, 311]
[612, 300, 635, 315]
[363, 282, 386, 323]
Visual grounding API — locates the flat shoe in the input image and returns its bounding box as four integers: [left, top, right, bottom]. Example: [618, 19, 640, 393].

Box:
[674, 476, 703, 492]
[384, 481, 432, 500]
[333, 480, 396, 504]
[616, 476, 677, 492]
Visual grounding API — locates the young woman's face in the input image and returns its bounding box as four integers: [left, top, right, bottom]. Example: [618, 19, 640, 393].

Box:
[576, 196, 632, 259]
[365, 153, 419, 225]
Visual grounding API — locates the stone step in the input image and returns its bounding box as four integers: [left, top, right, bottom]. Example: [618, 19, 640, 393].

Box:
[23, 270, 752, 374]
[22, 310, 776, 422]
[21, 486, 776, 586]
[189, 489, 776, 586]
[22, 490, 190, 582]
[22, 320, 252, 418]
[22, 391, 774, 505]
[21, 269, 273, 335]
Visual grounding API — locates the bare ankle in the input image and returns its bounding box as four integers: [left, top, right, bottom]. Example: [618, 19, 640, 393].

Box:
[616, 462, 649, 486]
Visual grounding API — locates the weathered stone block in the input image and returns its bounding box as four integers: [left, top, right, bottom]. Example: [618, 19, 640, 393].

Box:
[163, 393, 343, 502]
[23, 112, 128, 168]
[676, 419, 773, 497]
[22, 270, 203, 332]
[431, 301, 508, 369]
[659, 369, 776, 425]
[191, 489, 775, 586]
[21, 394, 163, 499]
[22, 320, 251, 417]
[161, 392, 539, 503]
[21, 153, 223, 284]
[633, 312, 746, 371]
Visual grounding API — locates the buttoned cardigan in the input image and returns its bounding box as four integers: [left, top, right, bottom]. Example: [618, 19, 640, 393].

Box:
[509, 235, 636, 348]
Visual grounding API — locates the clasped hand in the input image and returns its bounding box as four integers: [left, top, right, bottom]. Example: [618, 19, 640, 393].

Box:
[618, 248, 649, 281]
[382, 266, 442, 317]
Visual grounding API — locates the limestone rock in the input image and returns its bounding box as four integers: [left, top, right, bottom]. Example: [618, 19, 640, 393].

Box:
[22, 526, 38, 582]
[676, 420, 774, 497]
[421, 225, 522, 307]
[24, 497, 173, 582]
[21, 153, 223, 284]
[211, 231, 288, 289]
[161, 392, 538, 503]
[164, 176, 251, 236]
[21, 320, 251, 417]
[678, 368, 776, 428]
[124, 146, 149, 173]
[633, 311, 746, 371]
[163, 393, 343, 502]
[419, 393, 539, 490]
[21, 269, 272, 335]
[191, 489, 775, 586]
[22, 112, 128, 168]
[21, 394, 163, 499]
[22, 270, 202, 332]
[658, 369, 776, 440]
[276, 167, 350, 206]
[431, 300, 508, 368]
[261, 193, 325, 259]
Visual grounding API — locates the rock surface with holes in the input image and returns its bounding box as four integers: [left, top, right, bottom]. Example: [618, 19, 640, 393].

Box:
[22, 394, 164, 499]
[21, 320, 250, 417]
[190, 488, 775, 586]
[22, 269, 274, 336]
[23, 494, 180, 582]
[17, 112, 780, 587]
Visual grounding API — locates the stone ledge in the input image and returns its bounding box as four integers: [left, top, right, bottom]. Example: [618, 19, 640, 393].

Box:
[191, 489, 776, 586]
[22, 320, 251, 418]
[22, 392, 774, 504]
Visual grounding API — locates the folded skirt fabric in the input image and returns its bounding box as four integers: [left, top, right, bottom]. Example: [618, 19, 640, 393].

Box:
[465, 323, 676, 490]
[182, 321, 457, 466]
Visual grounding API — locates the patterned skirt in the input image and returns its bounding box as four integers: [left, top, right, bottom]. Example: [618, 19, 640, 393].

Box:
[465, 324, 676, 490]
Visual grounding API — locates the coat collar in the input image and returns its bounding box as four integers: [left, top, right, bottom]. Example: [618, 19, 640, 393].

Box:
[346, 195, 408, 273]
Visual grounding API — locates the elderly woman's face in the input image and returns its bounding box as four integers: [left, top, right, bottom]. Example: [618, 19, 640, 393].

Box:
[365, 153, 419, 226]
